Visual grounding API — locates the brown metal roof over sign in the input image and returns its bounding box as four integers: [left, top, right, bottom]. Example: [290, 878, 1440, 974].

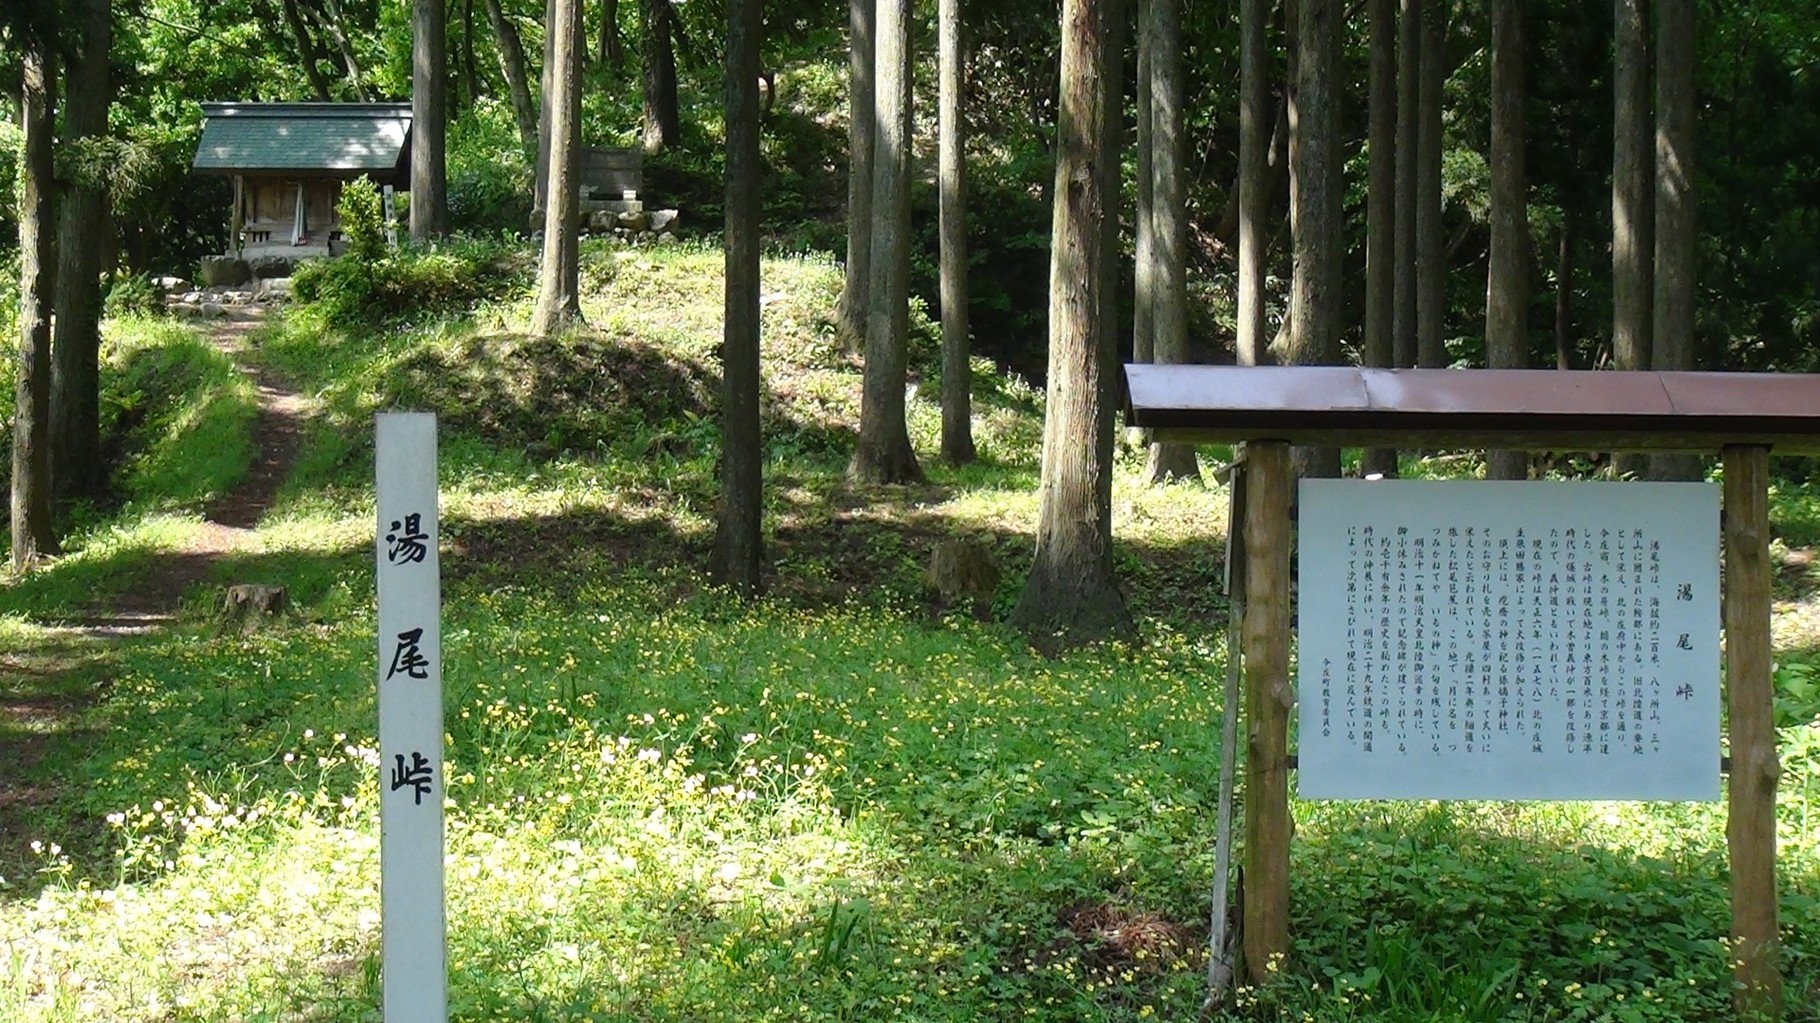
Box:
[1123, 365, 1820, 453]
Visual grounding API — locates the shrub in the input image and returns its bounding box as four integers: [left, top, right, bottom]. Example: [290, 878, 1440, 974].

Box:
[336, 175, 387, 263]
[102, 271, 165, 320]
[291, 236, 532, 328]
[447, 99, 534, 234]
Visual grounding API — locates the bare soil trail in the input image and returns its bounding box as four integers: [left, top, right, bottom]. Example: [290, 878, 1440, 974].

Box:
[85, 308, 312, 629]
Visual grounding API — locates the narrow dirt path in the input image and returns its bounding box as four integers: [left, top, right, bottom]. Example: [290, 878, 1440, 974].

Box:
[1, 307, 310, 881]
[86, 308, 311, 629]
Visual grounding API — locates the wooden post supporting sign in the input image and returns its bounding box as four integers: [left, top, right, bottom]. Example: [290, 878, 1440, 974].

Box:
[1724, 444, 1781, 1019]
[376, 413, 447, 1023]
[1241, 439, 1292, 982]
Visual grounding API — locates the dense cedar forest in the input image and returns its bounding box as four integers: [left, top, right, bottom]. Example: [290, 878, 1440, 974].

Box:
[3, 0, 1819, 370]
[7, 0, 1820, 586]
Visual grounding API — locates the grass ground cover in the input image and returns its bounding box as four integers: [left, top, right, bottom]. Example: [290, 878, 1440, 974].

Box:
[3, 242, 1819, 1021]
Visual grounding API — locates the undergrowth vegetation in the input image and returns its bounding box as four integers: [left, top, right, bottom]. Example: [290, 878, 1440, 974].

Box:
[2, 241, 1819, 1022]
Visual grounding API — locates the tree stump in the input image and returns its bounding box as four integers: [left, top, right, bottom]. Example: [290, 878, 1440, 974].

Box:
[222, 584, 289, 624]
[926, 539, 1000, 620]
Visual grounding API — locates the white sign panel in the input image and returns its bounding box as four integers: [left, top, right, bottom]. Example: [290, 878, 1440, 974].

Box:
[1297, 480, 1720, 801]
[376, 413, 446, 1022]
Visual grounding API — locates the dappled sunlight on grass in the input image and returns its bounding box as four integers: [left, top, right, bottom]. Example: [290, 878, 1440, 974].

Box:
[13, 573, 1818, 1020]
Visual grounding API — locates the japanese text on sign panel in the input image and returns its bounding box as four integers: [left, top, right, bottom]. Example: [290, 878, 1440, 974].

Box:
[1296, 481, 1720, 801]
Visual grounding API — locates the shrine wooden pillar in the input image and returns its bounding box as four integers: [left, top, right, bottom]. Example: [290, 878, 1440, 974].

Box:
[1724, 444, 1781, 1019]
[231, 175, 245, 256]
[1241, 439, 1292, 981]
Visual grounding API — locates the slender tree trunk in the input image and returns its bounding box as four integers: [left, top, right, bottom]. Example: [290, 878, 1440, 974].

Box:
[282, 0, 335, 100]
[1392, 0, 1419, 370]
[712, 0, 764, 594]
[1414, 0, 1444, 369]
[482, 0, 539, 156]
[600, 0, 623, 68]
[1289, 0, 1340, 481]
[641, 0, 681, 152]
[1133, 0, 1155, 368]
[1650, 0, 1700, 481]
[412, 0, 449, 242]
[1555, 210, 1574, 369]
[1360, 0, 1398, 479]
[1613, 0, 1653, 376]
[319, 0, 372, 100]
[838, 0, 876, 355]
[1278, 0, 1297, 372]
[1142, 0, 1195, 483]
[1485, 0, 1528, 481]
[51, 0, 112, 505]
[535, 0, 556, 221]
[461, 0, 479, 111]
[531, 0, 584, 334]
[1612, 0, 1651, 477]
[13, 43, 58, 569]
[1095, 0, 1122, 400]
[1009, 0, 1134, 652]
[938, 0, 975, 465]
[848, 0, 921, 483]
[1236, 0, 1268, 368]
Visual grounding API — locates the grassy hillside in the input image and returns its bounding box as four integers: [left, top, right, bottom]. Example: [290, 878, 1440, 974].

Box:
[3, 241, 1819, 1022]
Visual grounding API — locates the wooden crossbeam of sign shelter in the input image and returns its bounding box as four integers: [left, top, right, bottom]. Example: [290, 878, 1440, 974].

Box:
[1124, 365, 1816, 1021]
[1124, 364, 1820, 453]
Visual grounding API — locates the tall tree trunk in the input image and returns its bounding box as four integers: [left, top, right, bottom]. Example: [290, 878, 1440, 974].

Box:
[1392, 0, 1419, 369]
[531, 0, 584, 334]
[1485, 0, 1528, 481]
[51, 0, 112, 505]
[1142, 0, 1195, 483]
[598, 0, 622, 68]
[1612, 0, 1651, 477]
[461, 0, 479, 111]
[412, 0, 449, 242]
[1649, 0, 1700, 481]
[1008, 0, 1134, 652]
[281, 0, 335, 100]
[13, 42, 58, 569]
[712, 0, 764, 594]
[535, 0, 557, 221]
[938, 0, 975, 465]
[1095, 0, 1122, 409]
[1555, 209, 1574, 369]
[1133, 0, 1155, 368]
[482, 0, 539, 156]
[318, 0, 372, 100]
[1269, 0, 1296, 371]
[838, 0, 876, 355]
[848, 0, 921, 483]
[1414, 0, 1444, 369]
[641, 0, 681, 152]
[1288, 0, 1340, 481]
[1236, 0, 1269, 368]
[1360, 0, 1398, 479]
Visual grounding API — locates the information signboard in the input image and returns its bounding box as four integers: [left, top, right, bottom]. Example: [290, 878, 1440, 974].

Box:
[1297, 480, 1720, 801]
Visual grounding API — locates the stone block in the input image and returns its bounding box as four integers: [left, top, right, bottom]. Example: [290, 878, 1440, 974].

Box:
[199, 256, 252, 287]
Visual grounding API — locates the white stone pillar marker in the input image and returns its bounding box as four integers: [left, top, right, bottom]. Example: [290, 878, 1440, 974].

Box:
[375, 412, 446, 1023]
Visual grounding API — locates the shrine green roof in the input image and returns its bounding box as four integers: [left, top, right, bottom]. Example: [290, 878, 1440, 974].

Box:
[193, 102, 411, 178]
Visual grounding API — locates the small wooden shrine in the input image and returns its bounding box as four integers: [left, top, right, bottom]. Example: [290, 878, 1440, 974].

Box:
[192, 102, 412, 259]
